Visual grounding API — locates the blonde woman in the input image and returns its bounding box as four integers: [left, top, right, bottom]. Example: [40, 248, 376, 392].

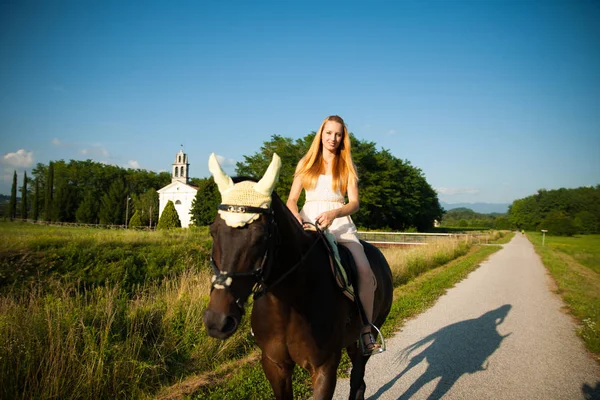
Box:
[287, 115, 383, 355]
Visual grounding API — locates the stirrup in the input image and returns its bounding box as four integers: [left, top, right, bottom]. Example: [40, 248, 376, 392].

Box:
[359, 323, 386, 356]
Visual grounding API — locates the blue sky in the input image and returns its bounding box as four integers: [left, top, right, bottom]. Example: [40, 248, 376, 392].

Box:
[1, 0, 599, 204]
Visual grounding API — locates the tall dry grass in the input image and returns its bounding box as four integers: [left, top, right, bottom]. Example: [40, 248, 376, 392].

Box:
[381, 231, 504, 286]
[0, 266, 254, 400]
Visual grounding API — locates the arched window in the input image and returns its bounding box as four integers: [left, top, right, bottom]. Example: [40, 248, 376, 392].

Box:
[181, 166, 185, 177]
[174, 167, 178, 177]
[178, 155, 181, 163]
[175, 200, 182, 205]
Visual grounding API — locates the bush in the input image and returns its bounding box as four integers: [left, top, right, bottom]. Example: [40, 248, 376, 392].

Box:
[157, 201, 181, 229]
[128, 210, 142, 228]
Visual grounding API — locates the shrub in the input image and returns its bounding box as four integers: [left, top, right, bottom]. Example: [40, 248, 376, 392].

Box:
[128, 210, 142, 228]
[157, 201, 181, 229]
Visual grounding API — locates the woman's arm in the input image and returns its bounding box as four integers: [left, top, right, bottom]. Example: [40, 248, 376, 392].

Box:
[286, 174, 304, 225]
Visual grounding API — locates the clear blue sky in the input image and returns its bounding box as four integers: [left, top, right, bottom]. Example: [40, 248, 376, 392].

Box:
[1, 0, 599, 204]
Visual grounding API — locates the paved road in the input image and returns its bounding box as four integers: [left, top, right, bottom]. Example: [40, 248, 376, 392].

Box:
[333, 234, 600, 399]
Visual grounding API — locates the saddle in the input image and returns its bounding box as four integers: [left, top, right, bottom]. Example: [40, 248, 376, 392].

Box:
[310, 229, 376, 302]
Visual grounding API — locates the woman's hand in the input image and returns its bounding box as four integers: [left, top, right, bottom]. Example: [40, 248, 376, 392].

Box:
[315, 210, 338, 229]
[292, 212, 303, 226]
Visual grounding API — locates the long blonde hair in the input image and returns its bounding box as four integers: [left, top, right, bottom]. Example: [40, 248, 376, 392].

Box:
[295, 115, 358, 195]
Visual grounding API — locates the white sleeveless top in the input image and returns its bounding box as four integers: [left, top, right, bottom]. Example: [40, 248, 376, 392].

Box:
[299, 174, 360, 245]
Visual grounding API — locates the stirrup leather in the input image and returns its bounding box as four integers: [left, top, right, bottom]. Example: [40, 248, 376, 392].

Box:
[360, 323, 386, 356]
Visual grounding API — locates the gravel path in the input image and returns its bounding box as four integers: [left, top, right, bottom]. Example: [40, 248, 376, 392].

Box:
[333, 234, 600, 399]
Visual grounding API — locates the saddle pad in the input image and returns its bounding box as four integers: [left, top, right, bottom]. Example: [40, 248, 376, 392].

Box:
[324, 232, 356, 302]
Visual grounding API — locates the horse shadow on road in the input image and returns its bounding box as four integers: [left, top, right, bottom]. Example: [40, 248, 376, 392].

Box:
[371, 304, 512, 400]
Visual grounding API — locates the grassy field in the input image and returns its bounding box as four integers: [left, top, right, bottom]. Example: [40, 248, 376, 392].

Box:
[0, 221, 212, 289]
[527, 232, 600, 359]
[0, 222, 508, 399]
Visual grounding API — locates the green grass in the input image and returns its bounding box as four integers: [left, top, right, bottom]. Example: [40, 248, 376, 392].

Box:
[0, 221, 212, 289]
[527, 232, 600, 358]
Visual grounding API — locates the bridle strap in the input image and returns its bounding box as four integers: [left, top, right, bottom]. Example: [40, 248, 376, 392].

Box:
[218, 204, 272, 215]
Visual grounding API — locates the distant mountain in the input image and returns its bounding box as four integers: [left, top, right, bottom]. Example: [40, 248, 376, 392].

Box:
[441, 201, 510, 214]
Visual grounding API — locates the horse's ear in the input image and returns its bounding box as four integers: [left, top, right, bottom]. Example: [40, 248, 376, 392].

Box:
[208, 153, 234, 194]
[255, 153, 282, 195]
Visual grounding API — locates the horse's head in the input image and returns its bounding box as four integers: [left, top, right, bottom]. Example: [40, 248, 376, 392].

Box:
[203, 153, 281, 339]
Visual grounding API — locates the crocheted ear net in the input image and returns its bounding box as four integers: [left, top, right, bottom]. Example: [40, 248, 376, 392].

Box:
[218, 181, 272, 227]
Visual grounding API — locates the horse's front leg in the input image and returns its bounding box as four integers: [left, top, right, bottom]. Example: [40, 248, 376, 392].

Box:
[261, 351, 295, 400]
[311, 350, 342, 400]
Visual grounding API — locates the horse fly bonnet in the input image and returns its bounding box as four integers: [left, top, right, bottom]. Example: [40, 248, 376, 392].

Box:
[208, 153, 281, 227]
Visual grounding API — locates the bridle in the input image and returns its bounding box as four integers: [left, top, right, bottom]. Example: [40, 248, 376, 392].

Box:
[209, 202, 325, 309]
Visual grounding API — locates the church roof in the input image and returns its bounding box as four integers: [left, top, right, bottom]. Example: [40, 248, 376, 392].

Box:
[157, 180, 198, 193]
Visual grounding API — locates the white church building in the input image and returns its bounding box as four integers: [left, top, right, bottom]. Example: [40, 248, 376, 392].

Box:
[157, 149, 198, 228]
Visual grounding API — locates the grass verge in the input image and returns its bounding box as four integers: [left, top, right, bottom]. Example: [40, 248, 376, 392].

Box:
[527, 232, 600, 360]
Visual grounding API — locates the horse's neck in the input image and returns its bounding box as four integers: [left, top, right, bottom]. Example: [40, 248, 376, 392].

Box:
[272, 198, 313, 256]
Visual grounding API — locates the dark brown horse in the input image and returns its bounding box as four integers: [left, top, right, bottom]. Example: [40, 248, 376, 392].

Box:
[203, 153, 393, 400]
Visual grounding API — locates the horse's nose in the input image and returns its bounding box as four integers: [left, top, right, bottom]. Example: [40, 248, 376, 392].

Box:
[203, 309, 239, 339]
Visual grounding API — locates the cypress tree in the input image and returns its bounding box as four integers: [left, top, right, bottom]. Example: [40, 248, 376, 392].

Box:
[20, 171, 28, 220]
[98, 179, 126, 225]
[128, 210, 142, 228]
[157, 200, 181, 229]
[44, 162, 54, 222]
[76, 190, 98, 224]
[190, 178, 219, 226]
[9, 171, 17, 220]
[33, 177, 39, 221]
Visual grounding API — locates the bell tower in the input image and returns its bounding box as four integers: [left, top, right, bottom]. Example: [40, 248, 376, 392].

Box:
[172, 146, 189, 184]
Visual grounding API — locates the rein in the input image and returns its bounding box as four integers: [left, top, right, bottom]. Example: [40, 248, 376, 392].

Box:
[210, 203, 325, 308]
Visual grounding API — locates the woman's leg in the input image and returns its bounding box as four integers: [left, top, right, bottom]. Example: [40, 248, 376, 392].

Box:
[343, 242, 380, 350]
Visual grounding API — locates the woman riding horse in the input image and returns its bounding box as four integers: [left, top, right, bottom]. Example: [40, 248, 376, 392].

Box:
[203, 152, 393, 400]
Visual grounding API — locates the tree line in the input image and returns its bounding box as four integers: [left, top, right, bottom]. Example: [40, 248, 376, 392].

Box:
[438, 207, 511, 230]
[508, 186, 600, 236]
[189, 133, 443, 231]
[4, 133, 444, 231]
[4, 159, 171, 227]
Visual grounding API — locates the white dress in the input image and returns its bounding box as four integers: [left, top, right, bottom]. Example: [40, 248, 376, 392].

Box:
[299, 174, 361, 245]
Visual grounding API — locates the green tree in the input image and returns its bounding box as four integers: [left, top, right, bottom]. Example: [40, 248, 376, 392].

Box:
[32, 177, 40, 221]
[235, 134, 443, 231]
[538, 211, 576, 236]
[44, 162, 54, 221]
[573, 211, 597, 234]
[98, 179, 127, 225]
[190, 178, 219, 226]
[494, 216, 511, 230]
[128, 210, 142, 228]
[53, 178, 77, 222]
[20, 171, 28, 220]
[9, 171, 17, 220]
[236, 134, 310, 202]
[509, 185, 600, 234]
[76, 190, 99, 224]
[157, 200, 181, 229]
[134, 188, 159, 227]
